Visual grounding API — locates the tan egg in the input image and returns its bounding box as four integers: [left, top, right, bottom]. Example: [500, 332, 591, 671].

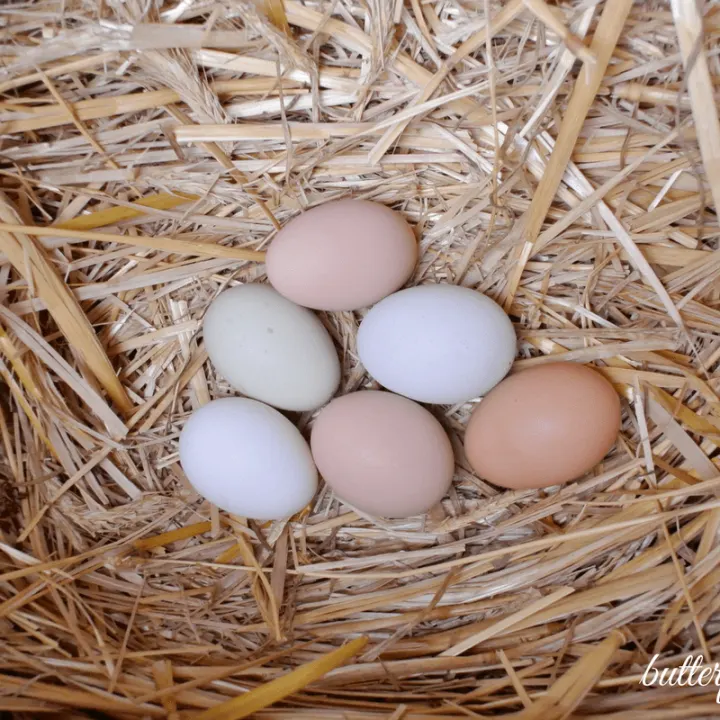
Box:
[464, 363, 621, 490]
[310, 391, 455, 518]
[266, 199, 417, 311]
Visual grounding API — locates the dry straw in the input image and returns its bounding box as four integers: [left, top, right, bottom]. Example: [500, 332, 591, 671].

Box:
[0, 0, 720, 718]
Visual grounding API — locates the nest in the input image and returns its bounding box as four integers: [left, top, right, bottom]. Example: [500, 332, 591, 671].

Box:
[1, 0, 720, 717]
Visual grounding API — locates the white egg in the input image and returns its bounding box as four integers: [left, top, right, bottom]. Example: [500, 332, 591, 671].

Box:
[203, 284, 340, 411]
[179, 398, 317, 520]
[357, 285, 516, 404]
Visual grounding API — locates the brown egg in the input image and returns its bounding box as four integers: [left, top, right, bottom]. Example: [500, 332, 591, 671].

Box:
[266, 199, 417, 311]
[464, 363, 621, 490]
[310, 391, 455, 518]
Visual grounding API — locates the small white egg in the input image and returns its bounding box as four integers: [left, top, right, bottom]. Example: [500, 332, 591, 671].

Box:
[179, 398, 317, 520]
[203, 284, 340, 411]
[357, 285, 516, 404]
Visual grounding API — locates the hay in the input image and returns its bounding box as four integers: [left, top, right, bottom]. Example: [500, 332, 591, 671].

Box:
[1, 0, 720, 717]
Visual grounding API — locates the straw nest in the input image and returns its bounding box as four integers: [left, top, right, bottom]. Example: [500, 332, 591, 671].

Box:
[1, 0, 720, 717]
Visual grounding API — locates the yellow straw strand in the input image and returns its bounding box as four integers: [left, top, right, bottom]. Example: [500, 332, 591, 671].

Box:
[195, 637, 368, 720]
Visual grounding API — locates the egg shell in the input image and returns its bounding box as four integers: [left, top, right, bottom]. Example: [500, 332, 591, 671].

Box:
[179, 397, 318, 520]
[266, 199, 417, 311]
[310, 391, 455, 518]
[203, 284, 340, 412]
[357, 285, 517, 405]
[464, 362, 622, 490]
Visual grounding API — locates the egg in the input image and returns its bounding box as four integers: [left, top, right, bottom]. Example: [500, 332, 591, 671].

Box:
[179, 398, 317, 520]
[266, 199, 417, 311]
[310, 391, 455, 518]
[357, 285, 516, 405]
[203, 284, 340, 411]
[464, 362, 622, 490]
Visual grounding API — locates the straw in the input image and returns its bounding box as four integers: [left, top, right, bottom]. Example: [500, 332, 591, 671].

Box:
[195, 637, 368, 720]
[1, 1, 720, 718]
[0, 194, 133, 416]
[671, 0, 720, 217]
[503, 0, 634, 309]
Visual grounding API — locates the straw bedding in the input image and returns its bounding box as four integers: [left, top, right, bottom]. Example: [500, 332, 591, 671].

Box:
[1, 0, 720, 717]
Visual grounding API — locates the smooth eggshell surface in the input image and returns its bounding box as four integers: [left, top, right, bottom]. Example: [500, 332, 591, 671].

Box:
[266, 199, 417, 311]
[464, 363, 621, 489]
[357, 285, 516, 405]
[310, 391, 455, 518]
[203, 284, 340, 412]
[179, 398, 318, 520]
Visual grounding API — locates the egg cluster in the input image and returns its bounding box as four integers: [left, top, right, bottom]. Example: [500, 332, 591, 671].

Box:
[179, 199, 621, 521]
